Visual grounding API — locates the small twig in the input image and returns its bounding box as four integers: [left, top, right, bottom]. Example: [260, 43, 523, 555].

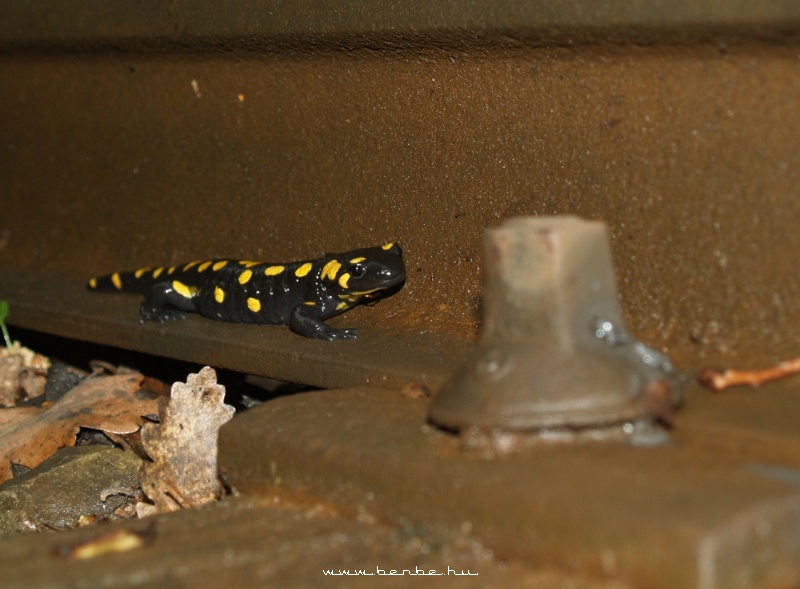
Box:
[697, 357, 800, 391]
[0, 322, 10, 348]
[0, 300, 11, 347]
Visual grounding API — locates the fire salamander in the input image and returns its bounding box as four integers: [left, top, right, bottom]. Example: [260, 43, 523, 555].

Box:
[87, 243, 405, 340]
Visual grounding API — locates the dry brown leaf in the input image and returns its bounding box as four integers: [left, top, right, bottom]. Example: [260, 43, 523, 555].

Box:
[138, 367, 235, 516]
[0, 406, 40, 429]
[0, 374, 158, 482]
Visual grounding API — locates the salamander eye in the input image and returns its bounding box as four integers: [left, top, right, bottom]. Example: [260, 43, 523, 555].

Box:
[351, 264, 366, 278]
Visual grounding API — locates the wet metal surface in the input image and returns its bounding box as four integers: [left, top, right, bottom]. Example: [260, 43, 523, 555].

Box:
[3, 496, 620, 589]
[220, 386, 800, 589]
[1, 0, 800, 49]
[0, 267, 466, 391]
[2, 39, 800, 374]
[430, 216, 679, 432]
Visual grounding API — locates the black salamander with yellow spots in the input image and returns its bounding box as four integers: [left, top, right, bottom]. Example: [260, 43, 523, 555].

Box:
[87, 243, 405, 340]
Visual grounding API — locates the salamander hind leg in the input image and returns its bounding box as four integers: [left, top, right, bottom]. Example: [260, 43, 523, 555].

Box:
[289, 305, 358, 340]
[139, 282, 198, 323]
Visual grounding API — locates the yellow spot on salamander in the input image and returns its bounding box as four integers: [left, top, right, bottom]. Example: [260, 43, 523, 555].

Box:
[153, 268, 164, 279]
[239, 261, 260, 268]
[336, 301, 348, 311]
[321, 259, 341, 281]
[111, 273, 122, 290]
[381, 243, 395, 250]
[134, 268, 149, 279]
[303, 301, 316, 306]
[338, 273, 351, 289]
[183, 261, 200, 271]
[167, 266, 177, 275]
[214, 286, 225, 303]
[213, 261, 228, 271]
[349, 257, 366, 264]
[198, 261, 212, 272]
[238, 269, 253, 285]
[247, 297, 261, 313]
[339, 291, 375, 303]
[89, 277, 98, 289]
[265, 265, 285, 276]
[172, 280, 197, 299]
[295, 263, 313, 278]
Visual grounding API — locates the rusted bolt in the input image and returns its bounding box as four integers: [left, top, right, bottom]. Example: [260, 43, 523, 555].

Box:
[428, 216, 680, 436]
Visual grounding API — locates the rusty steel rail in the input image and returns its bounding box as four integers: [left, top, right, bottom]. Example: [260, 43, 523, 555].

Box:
[0, 266, 468, 391]
[3, 16, 800, 376]
[2, 0, 800, 50]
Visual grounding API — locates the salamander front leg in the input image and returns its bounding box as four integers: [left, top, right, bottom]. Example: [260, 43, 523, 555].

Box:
[289, 305, 358, 340]
[139, 282, 197, 323]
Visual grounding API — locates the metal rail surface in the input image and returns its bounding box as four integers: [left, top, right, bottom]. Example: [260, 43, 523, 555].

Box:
[3, 5, 800, 381]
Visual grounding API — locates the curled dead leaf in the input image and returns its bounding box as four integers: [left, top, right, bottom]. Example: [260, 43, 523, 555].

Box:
[0, 343, 51, 407]
[138, 367, 235, 516]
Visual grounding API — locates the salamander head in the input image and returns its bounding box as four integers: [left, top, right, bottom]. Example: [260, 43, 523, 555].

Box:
[322, 243, 406, 299]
